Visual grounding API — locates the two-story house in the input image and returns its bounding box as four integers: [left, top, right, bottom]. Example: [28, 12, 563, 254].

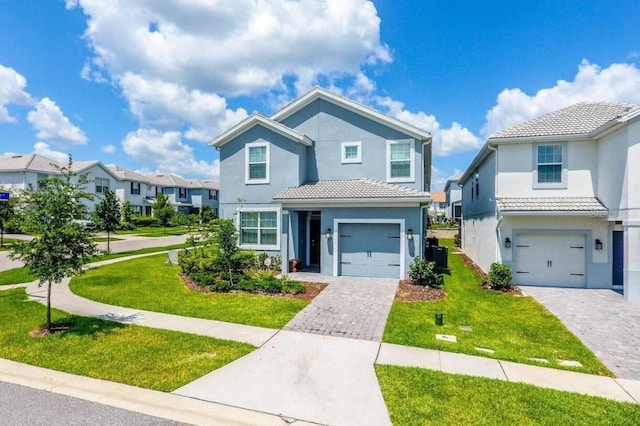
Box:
[150, 174, 220, 215]
[107, 164, 160, 216]
[444, 173, 462, 223]
[429, 191, 446, 222]
[460, 102, 640, 301]
[211, 88, 432, 279]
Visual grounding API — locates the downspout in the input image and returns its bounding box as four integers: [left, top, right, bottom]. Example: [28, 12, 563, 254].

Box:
[487, 142, 502, 261]
[420, 204, 429, 259]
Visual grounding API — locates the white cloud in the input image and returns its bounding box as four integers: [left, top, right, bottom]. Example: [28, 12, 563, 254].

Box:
[0, 64, 33, 123]
[33, 142, 69, 163]
[375, 96, 483, 156]
[122, 128, 219, 178]
[102, 144, 116, 153]
[27, 98, 88, 146]
[482, 60, 640, 137]
[118, 73, 248, 142]
[68, 0, 390, 95]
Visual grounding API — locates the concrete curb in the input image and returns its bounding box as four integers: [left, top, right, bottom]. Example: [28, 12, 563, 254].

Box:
[0, 358, 319, 426]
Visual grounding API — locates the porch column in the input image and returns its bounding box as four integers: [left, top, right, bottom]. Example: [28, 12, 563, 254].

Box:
[281, 211, 289, 274]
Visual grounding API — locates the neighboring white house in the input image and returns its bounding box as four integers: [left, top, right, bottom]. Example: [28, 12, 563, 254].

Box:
[460, 101, 640, 302]
[444, 173, 462, 223]
[107, 164, 161, 216]
[429, 191, 446, 222]
[150, 173, 219, 215]
[0, 154, 120, 212]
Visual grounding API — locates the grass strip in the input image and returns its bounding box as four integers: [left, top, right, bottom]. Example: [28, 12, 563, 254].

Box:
[377, 365, 639, 425]
[0, 288, 252, 391]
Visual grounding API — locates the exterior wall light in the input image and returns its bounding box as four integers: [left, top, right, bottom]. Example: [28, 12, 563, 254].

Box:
[407, 229, 414, 240]
[595, 239, 603, 250]
[326, 228, 332, 239]
[505, 237, 511, 248]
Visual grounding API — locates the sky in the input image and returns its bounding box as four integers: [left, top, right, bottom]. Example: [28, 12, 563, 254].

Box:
[1, 0, 639, 190]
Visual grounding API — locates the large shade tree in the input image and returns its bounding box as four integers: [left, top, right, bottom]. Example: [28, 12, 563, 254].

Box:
[10, 158, 97, 333]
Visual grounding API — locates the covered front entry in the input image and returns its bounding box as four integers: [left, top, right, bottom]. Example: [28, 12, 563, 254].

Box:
[515, 233, 586, 287]
[338, 222, 402, 278]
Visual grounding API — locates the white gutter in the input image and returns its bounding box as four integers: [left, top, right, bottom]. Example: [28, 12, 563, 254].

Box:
[420, 205, 429, 259]
[487, 142, 502, 261]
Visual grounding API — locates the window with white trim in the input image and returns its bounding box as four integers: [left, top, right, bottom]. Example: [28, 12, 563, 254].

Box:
[245, 142, 269, 184]
[341, 141, 362, 164]
[533, 143, 567, 188]
[386, 140, 414, 182]
[239, 210, 278, 247]
[95, 177, 110, 194]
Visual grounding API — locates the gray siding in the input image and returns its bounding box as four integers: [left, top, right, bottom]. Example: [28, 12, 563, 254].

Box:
[461, 151, 496, 220]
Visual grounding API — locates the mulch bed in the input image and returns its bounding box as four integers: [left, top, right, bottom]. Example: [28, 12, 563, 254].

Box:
[179, 273, 327, 302]
[29, 324, 71, 337]
[395, 279, 446, 302]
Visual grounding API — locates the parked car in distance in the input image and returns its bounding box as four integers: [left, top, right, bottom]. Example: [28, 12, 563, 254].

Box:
[72, 219, 96, 232]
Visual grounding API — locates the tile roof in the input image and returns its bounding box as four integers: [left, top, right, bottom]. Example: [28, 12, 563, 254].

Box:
[497, 197, 607, 213]
[430, 191, 446, 203]
[107, 164, 154, 183]
[0, 154, 61, 173]
[273, 179, 430, 202]
[491, 102, 640, 139]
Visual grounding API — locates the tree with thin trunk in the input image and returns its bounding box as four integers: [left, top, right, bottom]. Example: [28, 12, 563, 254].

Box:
[95, 188, 120, 253]
[9, 157, 97, 333]
[151, 193, 175, 234]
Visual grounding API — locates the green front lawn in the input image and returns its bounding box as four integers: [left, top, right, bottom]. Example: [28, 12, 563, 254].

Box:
[0, 288, 252, 391]
[0, 238, 20, 251]
[377, 365, 639, 425]
[384, 240, 611, 376]
[116, 226, 191, 236]
[89, 242, 191, 262]
[70, 254, 307, 329]
[91, 236, 124, 243]
[0, 267, 37, 286]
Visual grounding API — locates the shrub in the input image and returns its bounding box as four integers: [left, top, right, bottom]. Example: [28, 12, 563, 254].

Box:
[408, 257, 444, 288]
[244, 267, 276, 281]
[132, 215, 159, 227]
[118, 221, 136, 231]
[454, 233, 461, 247]
[489, 262, 513, 289]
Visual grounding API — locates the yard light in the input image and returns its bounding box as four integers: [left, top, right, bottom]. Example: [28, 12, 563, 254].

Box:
[435, 312, 444, 326]
[595, 239, 603, 250]
[407, 229, 414, 240]
[326, 228, 332, 239]
[504, 237, 511, 248]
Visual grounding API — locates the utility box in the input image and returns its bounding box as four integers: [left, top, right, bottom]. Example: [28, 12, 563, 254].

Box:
[425, 237, 439, 261]
[433, 246, 448, 269]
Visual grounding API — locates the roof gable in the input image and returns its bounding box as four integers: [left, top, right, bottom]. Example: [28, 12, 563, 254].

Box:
[210, 113, 312, 148]
[271, 87, 431, 142]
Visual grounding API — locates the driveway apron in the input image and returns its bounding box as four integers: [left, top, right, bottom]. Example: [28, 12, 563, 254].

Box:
[283, 273, 399, 341]
[522, 286, 640, 380]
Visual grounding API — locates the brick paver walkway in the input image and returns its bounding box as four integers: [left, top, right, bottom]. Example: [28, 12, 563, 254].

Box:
[284, 273, 398, 341]
[522, 286, 640, 380]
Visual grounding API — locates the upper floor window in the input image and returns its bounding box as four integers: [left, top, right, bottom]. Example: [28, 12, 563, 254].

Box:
[534, 143, 567, 188]
[245, 142, 269, 184]
[341, 141, 362, 164]
[178, 187, 187, 198]
[239, 210, 279, 248]
[386, 140, 415, 182]
[131, 182, 141, 195]
[209, 190, 217, 200]
[95, 177, 110, 194]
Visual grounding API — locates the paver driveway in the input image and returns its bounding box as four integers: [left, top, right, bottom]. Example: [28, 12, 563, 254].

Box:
[284, 272, 399, 341]
[522, 286, 640, 380]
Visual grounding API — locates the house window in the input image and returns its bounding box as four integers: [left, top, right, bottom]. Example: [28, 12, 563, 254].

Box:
[209, 190, 217, 200]
[131, 182, 141, 195]
[386, 140, 415, 182]
[537, 145, 562, 183]
[178, 187, 187, 198]
[95, 177, 110, 194]
[245, 142, 269, 184]
[474, 170, 479, 197]
[341, 141, 362, 164]
[239, 210, 279, 247]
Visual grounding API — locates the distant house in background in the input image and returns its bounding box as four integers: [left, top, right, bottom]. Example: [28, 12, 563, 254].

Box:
[460, 101, 640, 302]
[107, 165, 162, 216]
[429, 191, 446, 222]
[444, 173, 462, 224]
[151, 174, 219, 215]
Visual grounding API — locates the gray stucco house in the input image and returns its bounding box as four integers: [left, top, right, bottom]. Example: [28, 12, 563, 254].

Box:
[211, 88, 432, 279]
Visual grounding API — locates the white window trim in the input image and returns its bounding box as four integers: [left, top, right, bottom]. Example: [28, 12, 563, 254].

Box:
[341, 141, 362, 164]
[386, 140, 415, 183]
[245, 142, 270, 184]
[237, 207, 281, 251]
[532, 142, 567, 189]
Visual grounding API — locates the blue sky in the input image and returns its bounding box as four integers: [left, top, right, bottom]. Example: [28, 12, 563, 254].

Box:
[1, 0, 639, 189]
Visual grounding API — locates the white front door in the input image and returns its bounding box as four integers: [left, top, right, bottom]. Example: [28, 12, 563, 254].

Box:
[515, 233, 586, 287]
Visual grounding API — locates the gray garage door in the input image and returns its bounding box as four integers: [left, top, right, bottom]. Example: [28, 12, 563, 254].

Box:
[339, 223, 401, 278]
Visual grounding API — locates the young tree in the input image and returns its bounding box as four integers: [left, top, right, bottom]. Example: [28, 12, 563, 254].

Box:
[0, 188, 20, 247]
[151, 193, 175, 234]
[94, 188, 121, 253]
[10, 158, 97, 333]
[200, 205, 216, 223]
[122, 200, 135, 224]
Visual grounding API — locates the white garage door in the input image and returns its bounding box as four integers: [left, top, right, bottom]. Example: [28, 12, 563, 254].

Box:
[515, 233, 586, 287]
[339, 223, 401, 278]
